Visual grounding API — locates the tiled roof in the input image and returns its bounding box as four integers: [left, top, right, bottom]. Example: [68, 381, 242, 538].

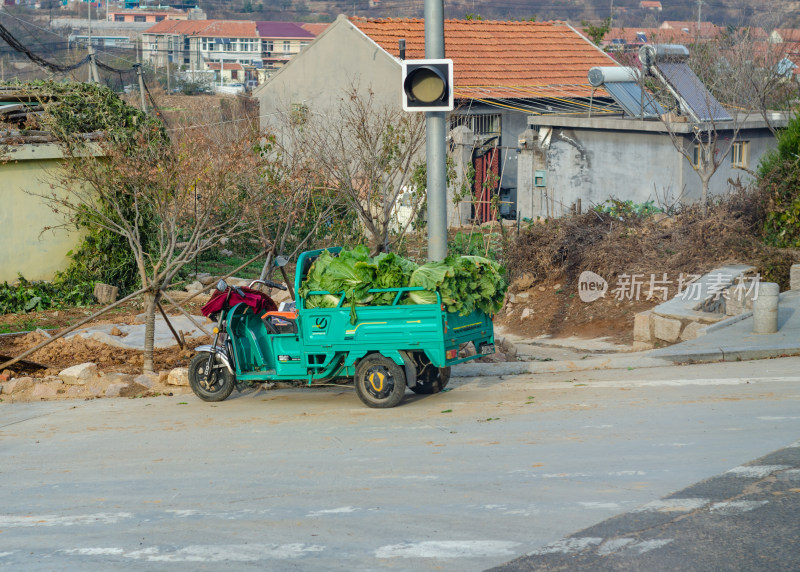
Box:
[301, 22, 330, 36]
[659, 21, 722, 38]
[775, 29, 800, 42]
[256, 21, 315, 39]
[639, 1, 662, 8]
[143, 19, 258, 37]
[351, 17, 615, 99]
[207, 62, 244, 71]
[604, 27, 694, 45]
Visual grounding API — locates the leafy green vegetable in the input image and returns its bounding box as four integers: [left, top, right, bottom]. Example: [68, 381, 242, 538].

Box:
[299, 247, 507, 321]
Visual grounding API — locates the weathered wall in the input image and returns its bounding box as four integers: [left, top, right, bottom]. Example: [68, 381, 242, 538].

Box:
[0, 144, 82, 283]
[542, 127, 683, 215]
[521, 115, 785, 219]
[256, 14, 401, 125]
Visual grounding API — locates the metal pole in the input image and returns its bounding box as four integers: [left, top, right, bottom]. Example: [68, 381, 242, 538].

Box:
[424, 0, 448, 262]
[135, 63, 147, 112]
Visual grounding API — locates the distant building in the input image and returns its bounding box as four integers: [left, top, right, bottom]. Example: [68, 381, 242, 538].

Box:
[639, 1, 662, 11]
[140, 19, 318, 86]
[106, 7, 201, 23]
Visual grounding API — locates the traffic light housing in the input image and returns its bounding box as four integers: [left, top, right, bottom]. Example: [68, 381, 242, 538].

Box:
[401, 59, 454, 112]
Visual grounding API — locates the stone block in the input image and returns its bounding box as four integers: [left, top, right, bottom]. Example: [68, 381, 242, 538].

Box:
[167, 367, 190, 386]
[3, 377, 34, 394]
[59, 363, 97, 385]
[31, 383, 60, 399]
[680, 321, 706, 341]
[521, 308, 533, 320]
[792, 265, 800, 291]
[93, 283, 119, 305]
[653, 315, 682, 343]
[134, 373, 158, 389]
[632, 341, 654, 352]
[633, 311, 653, 342]
[511, 273, 535, 291]
[105, 383, 128, 398]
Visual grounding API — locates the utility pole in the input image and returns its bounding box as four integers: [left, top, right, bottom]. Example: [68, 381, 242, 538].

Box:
[609, 0, 614, 30]
[134, 63, 147, 113]
[697, 0, 703, 27]
[424, 0, 447, 262]
[87, 1, 99, 83]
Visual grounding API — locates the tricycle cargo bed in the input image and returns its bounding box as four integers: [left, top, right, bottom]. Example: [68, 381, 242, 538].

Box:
[300, 294, 494, 368]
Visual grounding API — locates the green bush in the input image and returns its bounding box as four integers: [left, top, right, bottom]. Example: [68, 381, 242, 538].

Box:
[0, 275, 92, 314]
[758, 114, 800, 247]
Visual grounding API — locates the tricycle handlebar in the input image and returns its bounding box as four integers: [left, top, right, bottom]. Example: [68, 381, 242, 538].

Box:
[248, 279, 287, 291]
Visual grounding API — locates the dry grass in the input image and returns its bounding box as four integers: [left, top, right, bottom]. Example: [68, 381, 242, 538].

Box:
[505, 188, 800, 290]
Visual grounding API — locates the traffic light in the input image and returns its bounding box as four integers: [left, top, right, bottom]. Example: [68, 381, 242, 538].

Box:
[401, 59, 454, 112]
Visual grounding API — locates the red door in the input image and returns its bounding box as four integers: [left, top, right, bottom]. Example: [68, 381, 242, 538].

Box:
[473, 147, 500, 223]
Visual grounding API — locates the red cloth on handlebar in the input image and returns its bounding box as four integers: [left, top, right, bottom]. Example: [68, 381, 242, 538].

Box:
[200, 286, 278, 318]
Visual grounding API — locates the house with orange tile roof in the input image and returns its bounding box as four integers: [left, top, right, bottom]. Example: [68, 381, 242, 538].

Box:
[254, 14, 619, 224]
[140, 19, 316, 88]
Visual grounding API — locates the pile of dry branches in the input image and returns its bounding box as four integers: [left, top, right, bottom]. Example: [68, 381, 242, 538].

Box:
[505, 188, 800, 289]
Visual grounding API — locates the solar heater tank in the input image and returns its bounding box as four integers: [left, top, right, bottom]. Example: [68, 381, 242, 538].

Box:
[588, 66, 640, 87]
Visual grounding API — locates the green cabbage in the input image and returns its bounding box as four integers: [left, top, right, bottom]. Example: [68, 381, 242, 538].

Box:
[299, 247, 507, 320]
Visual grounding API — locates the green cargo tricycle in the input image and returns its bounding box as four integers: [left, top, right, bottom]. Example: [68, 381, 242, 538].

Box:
[188, 248, 496, 408]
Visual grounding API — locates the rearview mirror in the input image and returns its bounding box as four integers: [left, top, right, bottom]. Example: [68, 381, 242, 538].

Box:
[274, 255, 288, 268]
[216, 279, 227, 292]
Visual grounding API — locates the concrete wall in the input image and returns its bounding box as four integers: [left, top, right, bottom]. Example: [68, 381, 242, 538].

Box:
[0, 144, 83, 283]
[542, 127, 683, 215]
[520, 115, 785, 219]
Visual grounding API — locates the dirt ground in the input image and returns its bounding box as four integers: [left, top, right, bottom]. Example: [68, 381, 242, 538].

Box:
[0, 294, 212, 378]
[495, 279, 657, 344]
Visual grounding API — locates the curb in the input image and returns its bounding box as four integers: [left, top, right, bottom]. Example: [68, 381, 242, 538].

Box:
[650, 346, 800, 363]
[452, 353, 673, 377]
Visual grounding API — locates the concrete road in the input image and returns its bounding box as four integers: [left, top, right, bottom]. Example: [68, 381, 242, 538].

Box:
[1, 358, 800, 571]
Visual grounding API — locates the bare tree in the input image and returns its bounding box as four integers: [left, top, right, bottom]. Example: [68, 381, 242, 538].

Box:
[306, 87, 426, 255]
[249, 128, 346, 283]
[646, 41, 755, 212]
[38, 115, 268, 373]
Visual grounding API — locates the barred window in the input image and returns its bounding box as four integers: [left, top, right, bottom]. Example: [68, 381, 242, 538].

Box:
[449, 113, 501, 137]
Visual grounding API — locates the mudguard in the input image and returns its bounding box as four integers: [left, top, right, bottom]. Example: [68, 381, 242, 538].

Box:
[194, 345, 235, 375]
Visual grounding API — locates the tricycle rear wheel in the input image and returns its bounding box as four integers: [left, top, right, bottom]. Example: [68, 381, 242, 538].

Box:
[354, 354, 406, 408]
[189, 352, 236, 402]
[410, 353, 451, 395]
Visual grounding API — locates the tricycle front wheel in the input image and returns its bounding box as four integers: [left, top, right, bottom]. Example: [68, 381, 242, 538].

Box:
[354, 354, 406, 408]
[189, 352, 235, 402]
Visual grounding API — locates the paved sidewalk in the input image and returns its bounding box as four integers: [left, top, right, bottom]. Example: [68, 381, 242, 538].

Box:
[650, 289, 800, 363]
[454, 290, 800, 378]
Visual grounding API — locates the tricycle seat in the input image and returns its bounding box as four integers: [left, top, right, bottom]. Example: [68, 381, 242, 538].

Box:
[262, 311, 298, 334]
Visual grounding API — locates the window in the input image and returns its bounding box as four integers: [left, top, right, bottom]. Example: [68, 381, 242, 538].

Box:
[150, 43, 158, 51]
[263, 40, 273, 52]
[449, 113, 502, 137]
[114, 14, 124, 22]
[731, 141, 750, 169]
[202, 38, 215, 51]
[231, 70, 238, 80]
[283, 40, 291, 54]
[134, 15, 146, 22]
[300, 41, 309, 50]
[692, 143, 715, 170]
[155, 15, 165, 21]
